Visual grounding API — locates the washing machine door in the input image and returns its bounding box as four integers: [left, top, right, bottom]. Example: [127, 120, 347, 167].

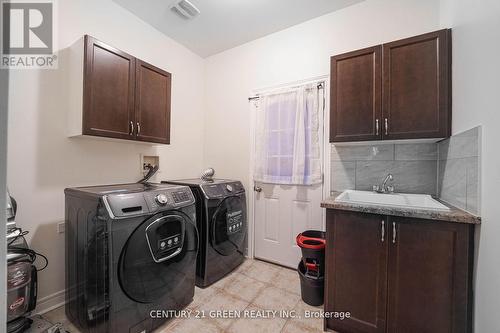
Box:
[118, 212, 197, 303]
[210, 196, 246, 256]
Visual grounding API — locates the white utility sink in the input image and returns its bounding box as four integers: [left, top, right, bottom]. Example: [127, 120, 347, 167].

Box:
[335, 190, 450, 211]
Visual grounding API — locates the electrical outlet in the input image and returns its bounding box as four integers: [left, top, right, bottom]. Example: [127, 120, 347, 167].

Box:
[57, 222, 65, 234]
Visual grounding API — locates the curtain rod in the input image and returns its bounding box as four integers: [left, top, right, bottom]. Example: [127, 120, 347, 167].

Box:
[248, 82, 324, 101]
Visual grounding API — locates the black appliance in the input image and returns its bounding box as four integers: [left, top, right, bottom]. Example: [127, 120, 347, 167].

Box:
[65, 183, 198, 333]
[162, 179, 246, 288]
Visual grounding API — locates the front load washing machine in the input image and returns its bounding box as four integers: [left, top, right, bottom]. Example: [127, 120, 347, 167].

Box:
[64, 183, 198, 333]
[163, 179, 246, 288]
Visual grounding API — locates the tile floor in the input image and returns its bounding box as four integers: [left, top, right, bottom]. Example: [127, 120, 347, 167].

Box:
[41, 258, 327, 333]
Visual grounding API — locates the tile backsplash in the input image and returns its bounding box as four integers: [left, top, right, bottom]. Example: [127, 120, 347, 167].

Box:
[331, 143, 438, 195]
[330, 126, 481, 215]
[438, 126, 480, 215]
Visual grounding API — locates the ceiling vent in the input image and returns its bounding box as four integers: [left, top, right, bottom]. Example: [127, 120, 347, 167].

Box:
[170, 0, 200, 20]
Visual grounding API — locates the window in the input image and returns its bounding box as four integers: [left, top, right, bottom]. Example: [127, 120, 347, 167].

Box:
[254, 83, 322, 185]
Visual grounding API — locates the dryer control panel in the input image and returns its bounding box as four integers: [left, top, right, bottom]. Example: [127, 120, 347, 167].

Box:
[201, 181, 245, 199]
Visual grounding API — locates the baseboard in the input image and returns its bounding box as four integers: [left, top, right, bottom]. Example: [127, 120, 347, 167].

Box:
[35, 289, 66, 315]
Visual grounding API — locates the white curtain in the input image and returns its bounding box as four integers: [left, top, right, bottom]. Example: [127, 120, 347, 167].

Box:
[254, 83, 322, 185]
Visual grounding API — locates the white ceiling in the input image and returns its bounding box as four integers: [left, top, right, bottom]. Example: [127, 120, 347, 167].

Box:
[113, 0, 364, 58]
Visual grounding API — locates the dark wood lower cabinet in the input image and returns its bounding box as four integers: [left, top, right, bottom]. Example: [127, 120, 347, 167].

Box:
[325, 210, 387, 333]
[325, 210, 474, 333]
[387, 217, 473, 333]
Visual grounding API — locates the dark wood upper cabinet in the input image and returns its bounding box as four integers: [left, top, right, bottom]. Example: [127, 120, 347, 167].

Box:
[325, 210, 387, 333]
[324, 210, 474, 333]
[70, 35, 172, 144]
[135, 60, 172, 144]
[387, 217, 472, 333]
[83, 35, 136, 140]
[383, 30, 451, 139]
[330, 29, 451, 142]
[330, 46, 382, 142]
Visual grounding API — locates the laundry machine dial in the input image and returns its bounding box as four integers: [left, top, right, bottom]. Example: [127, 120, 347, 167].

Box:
[155, 193, 168, 205]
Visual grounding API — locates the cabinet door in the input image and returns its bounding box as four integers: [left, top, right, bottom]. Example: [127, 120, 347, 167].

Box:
[135, 60, 171, 144]
[382, 29, 451, 139]
[330, 46, 382, 142]
[387, 217, 473, 333]
[83, 35, 135, 140]
[325, 210, 388, 333]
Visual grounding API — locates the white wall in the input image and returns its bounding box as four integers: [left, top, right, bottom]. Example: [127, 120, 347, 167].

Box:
[439, 1, 500, 332]
[204, 0, 441, 193]
[7, 0, 205, 310]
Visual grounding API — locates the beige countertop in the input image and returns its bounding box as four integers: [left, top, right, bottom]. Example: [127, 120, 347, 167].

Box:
[321, 191, 481, 224]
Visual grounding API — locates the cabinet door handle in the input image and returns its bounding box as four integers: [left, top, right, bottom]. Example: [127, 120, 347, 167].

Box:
[385, 118, 389, 135]
[376, 119, 380, 135]
[129, 121, 134, 135]
[137, 122, 141, 135]
[381, 220, 385, 242]
[392, 222, 397, 244]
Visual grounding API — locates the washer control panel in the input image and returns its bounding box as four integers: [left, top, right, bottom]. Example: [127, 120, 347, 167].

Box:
[155, 193, 169, 205]
[101, 184, 195, 218]
[144, 186, 195, 213]
[172, 190, 191, 203]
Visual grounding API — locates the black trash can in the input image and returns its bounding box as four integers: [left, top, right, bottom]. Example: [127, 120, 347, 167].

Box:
[296, 230, 326, 306]
[298, 261, 324, 306]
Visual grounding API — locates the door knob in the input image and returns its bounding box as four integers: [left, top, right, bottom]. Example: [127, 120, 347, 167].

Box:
[254, 186, 262, 192]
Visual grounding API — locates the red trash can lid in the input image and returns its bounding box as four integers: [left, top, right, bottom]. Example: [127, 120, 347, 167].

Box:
[296, 233, 326, 249]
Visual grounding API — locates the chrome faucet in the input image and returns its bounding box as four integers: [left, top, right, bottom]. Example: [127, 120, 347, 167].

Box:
[373, 173, 395, 193]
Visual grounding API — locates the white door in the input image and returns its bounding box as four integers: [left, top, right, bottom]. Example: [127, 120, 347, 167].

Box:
[252, 82, 325, 268]
[254, 183, 323, 268]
